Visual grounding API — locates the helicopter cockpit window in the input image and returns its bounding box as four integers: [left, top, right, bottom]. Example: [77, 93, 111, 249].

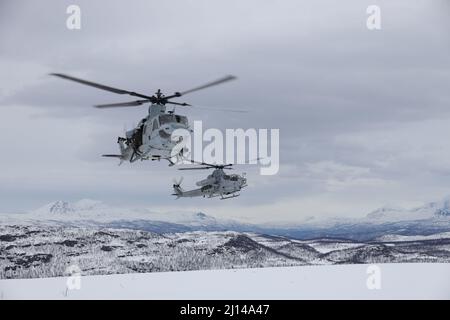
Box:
[201, 185, 212, 191]
[159, 130, 171, 139]
[159, 114, 172, 125]
[175, 115, 188, 125]
[230, 176, 238, 181]
[159, 114, 188, 126]
[159, 114, 175, 125]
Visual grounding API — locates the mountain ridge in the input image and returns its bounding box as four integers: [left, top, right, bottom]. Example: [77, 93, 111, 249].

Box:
[2, 197, 450, 241]
[26, 196, 450, 223]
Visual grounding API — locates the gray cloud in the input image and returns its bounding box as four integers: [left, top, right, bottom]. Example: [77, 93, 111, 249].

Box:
[1, 0, 449, 221]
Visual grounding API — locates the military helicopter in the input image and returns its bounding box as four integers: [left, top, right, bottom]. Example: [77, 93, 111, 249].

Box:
[172, 161, 248, 200]
[50, 73, 237, 165]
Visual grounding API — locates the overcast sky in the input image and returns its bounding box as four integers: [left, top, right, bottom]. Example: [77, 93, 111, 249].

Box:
[1, 0, 449, 222]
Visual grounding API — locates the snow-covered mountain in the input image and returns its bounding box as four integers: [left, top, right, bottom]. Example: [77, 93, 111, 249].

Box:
[32, 199, 143, 218]
[23, 196, 450, 223]
[366, 206, 406, 220]
[1, 197, 450, 241]
[32, 199, 109, 218]
[23, 199, 228, 226]
[366, 197, 450, 221]
[412, 198, 450, 217]
[1, 198, 450, 280]
[280, 198, 450, 241]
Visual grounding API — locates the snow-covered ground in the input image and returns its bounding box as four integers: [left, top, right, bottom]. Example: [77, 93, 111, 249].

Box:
[3, 198, 450, 243]
[1, 223, 449, 280]
[1, 263, 449, 299]
[1, 197, 449, 297]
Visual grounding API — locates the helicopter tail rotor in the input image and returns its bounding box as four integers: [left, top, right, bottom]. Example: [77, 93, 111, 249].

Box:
[172, 177, 184, 187]
[172, 177, 184, 199]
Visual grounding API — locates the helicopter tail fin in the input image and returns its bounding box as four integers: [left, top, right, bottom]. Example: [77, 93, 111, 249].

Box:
[117, 138, 127, 154]
[102, 137, 132, 165]
[172, 185, 183, 199]
[172, 177, 184, 199]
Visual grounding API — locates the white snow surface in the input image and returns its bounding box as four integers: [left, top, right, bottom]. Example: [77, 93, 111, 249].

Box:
[0, 263, 449, 299]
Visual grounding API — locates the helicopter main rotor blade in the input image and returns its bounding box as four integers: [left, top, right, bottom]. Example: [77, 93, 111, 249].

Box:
[182, 159, 220, 167]
[180, 159, 210, 166]
[94, 100, 151, 109]
[180, 75, 237, 95]
[181, 158, 234, 168]
[50, 73, 155, 100]
[186, 105, 248, 113]
[178, 166, 234, 171]
[164, 75, 237, 100]
[165, 101, 191, 107]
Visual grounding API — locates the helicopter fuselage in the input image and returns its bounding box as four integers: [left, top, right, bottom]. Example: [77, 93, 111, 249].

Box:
[173, 168, 247, 199]
[115, 103, 189, 163]
[50, 73, 237, 167]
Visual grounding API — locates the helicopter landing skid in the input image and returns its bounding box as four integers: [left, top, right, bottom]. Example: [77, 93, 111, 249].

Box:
[150, 155, 176, 166]
[220, 193, 240, 200]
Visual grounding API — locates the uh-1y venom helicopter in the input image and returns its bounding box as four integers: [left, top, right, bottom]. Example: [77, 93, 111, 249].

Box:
[50, 73, 237, 165]
[172, 161, 248, 200]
